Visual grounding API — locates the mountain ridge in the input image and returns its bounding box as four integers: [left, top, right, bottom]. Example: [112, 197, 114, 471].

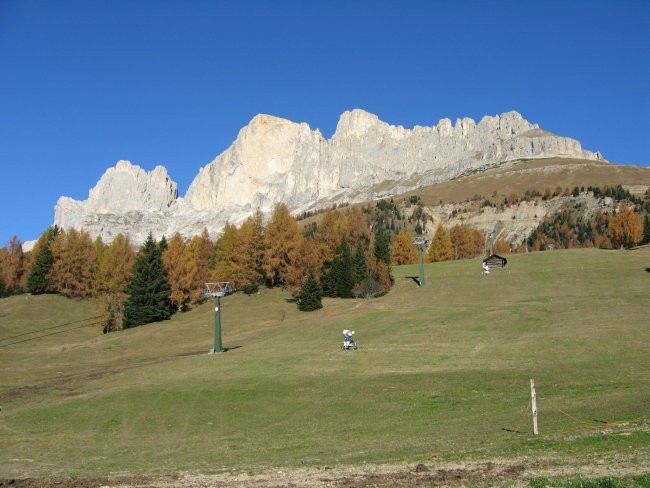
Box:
[53, 109, 606, 245]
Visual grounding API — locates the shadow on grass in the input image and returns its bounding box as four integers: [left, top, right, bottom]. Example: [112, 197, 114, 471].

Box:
[406, 276, 422, 286]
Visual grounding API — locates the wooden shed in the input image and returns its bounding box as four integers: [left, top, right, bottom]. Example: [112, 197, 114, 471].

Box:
[483, 254, 507, 268]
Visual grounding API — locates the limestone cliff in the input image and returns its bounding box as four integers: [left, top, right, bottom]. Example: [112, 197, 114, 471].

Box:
[53, 109, 603, 244]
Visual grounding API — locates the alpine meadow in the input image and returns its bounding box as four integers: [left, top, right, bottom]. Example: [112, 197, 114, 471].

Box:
[1, 247, 648, 486]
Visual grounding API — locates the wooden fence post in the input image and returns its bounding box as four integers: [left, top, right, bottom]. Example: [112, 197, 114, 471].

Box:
[530, 378, 539, 435]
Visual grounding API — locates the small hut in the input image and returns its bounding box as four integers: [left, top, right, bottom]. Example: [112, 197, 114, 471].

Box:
[483, 254, 507, 269]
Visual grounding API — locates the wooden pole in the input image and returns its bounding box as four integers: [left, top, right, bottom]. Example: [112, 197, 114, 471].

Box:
[530, 378, 539, 435]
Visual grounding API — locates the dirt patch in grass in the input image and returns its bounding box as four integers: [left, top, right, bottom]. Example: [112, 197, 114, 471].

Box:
[2, 453, 648, 488]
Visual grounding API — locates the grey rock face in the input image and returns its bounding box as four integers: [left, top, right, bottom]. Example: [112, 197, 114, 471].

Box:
[53, 110, 603, 245]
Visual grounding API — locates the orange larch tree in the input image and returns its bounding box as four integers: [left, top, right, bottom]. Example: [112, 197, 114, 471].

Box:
[95, 233, 135, 330]
[187, 228, 214, 302]
[211, 222, 241, 286]
[236, 210, 267, 288]
[0, 235, 27, 294]
[313, 210, 348, 266]
[48, 229, 97, 297]
[428, 224, 453, 262]
[608, 204, 644, 249]
[391, 229, 418, 265]
[344, 206, 371, 250]
[263, 203, 304, 287]
[163, 232, 198, 311]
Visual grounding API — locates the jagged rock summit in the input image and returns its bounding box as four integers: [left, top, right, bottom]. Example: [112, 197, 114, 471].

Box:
[54, 109, 604, 244]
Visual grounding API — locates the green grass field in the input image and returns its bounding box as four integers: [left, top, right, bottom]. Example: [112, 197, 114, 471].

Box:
[1, 248, 649, 480]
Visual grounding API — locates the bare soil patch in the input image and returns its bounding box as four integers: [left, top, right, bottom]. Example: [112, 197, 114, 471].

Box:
[2, 453, 648, 488]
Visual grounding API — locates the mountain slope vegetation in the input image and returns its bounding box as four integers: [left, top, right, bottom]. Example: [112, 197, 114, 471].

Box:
[1, 248, 648, 481]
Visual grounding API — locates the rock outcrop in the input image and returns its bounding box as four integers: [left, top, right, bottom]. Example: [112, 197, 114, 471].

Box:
[53, 109, 603, 244]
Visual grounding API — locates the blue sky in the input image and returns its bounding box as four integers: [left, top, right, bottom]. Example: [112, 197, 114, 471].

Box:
[1, 0, 649, 246]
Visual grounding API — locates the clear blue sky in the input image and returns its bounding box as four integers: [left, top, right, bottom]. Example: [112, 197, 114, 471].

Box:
[1, 0, 649, 246]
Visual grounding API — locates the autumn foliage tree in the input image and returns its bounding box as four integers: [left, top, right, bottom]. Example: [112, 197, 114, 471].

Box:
[263, 203, 305, 287]
[95, 233, 135, 331]
[493, 240, 511, 254]
[163, 233, 198, 311]
[187, 228, 215, 302]
[236, 211, 267, 287]
[608, 204, 644, 249]
[312, 210, 348, 268]
[391, 229, 418, 265]
[428, 224, 453, 262]
[48, 229, 96, 298]
[211, 222, 240, 286]
[0, 235, 27, 295]
[450, 224, 485, 260]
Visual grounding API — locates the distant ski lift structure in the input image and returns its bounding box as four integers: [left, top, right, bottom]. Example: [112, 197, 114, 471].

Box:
[412, 236, 428, 287]
[205, 282, 232, 354]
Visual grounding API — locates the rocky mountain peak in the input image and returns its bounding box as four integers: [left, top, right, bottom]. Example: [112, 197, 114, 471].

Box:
[53, 109, 604, 245]
[85, 160, 177, 214]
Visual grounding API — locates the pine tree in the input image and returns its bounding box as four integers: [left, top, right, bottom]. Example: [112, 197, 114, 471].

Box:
[373, 217, 392, 283]
[320, 260, 337, 298]
[27, 226, 59, 294]
[334, 235, 354, 298]
[642, 213, 650, 245]
[374, 218, 390, 264]
[122, 233, 172, 328]
[352, 242, 368, 285]
[320, 235, 354, 298]
[298, 266, 323, 311]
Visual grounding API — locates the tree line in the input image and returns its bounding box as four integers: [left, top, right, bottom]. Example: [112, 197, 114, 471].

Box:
[0, 204, 394, 327]
[2, 192, 648, 325]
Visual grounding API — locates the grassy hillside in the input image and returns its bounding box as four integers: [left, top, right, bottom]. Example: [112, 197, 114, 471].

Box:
[403, 158, 650, 205]
[1, 248, 649, 479]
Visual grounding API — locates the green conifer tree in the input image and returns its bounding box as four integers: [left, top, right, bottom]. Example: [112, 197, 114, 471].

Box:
[320, 260, 336, 298]
[334, 235, 354, 298]
[320, 235, 354, 298]
[27, 226, 59, 294]
[643, 214, 650, 245]
[298, 266, 323, 311]
[374, 218, 391, 265]
[352, 242, 368, 285]
[374, 217, 393, 283]
[122, 233, 172, 328]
